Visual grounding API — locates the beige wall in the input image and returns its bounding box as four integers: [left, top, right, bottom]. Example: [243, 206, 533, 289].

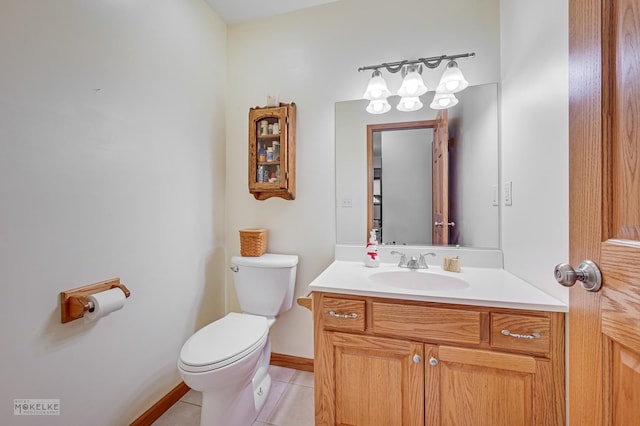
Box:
[0, 1, 227, 424]
[226, 0, 501, 358]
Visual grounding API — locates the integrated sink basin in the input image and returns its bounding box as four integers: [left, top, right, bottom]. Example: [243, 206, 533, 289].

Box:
[369, 270, 470, 291]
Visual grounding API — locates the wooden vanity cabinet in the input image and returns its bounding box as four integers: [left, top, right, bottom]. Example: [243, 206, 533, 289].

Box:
[248, 103, 296, 200]
[313, 292, 565, 426]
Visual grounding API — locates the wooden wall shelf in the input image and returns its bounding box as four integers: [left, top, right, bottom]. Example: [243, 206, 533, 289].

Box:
[248, 103, 296, 200]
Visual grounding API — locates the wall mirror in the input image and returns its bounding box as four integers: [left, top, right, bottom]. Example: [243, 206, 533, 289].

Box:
[336, 83, 500, 248]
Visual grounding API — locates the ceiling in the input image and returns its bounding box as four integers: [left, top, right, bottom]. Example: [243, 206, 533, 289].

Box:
[204, 0, 340, 24]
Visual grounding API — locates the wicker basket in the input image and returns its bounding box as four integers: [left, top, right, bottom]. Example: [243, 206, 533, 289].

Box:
[239, 229, 268, 257]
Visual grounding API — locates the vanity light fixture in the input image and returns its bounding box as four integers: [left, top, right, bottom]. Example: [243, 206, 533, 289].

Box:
[396, 64, 427, 112]
[358, 52, 474, 113]
[363, 69, 392, 114]
[436, 60, 469, 93]
[430, 92, 459, 110]
[366, 98, 392, 114]
[397, 96, 423, 112]
[397, 65, 428, 97]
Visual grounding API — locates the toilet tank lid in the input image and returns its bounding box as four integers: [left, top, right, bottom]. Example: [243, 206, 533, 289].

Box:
[231, 253, 298, 268]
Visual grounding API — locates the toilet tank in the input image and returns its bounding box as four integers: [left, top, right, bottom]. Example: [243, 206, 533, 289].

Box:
[231, 253, 298, 317]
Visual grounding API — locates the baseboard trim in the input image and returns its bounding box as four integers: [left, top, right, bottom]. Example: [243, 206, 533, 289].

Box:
[130, 353, 314, 425]
[270, 352, 314, 372]
[130, 381, 190, 426]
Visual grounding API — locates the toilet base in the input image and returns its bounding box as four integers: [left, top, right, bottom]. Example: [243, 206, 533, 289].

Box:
[197, 339, 273, 426]
[199, 372, 272, 426]
[253, 371, 271, 411]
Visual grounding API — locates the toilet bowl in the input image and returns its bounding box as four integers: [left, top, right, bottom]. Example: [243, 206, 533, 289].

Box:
[177, 253, 298, 426]
[178, 313, 271, 425]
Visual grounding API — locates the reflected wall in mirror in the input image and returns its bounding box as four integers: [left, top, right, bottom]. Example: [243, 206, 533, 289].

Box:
[336, 83, 500, 248]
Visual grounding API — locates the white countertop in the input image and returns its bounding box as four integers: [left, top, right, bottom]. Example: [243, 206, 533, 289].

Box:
[308, 261, 568, 312]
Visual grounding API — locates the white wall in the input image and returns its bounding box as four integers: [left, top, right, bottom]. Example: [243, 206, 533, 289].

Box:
[449, 84, 500, 248]
[500, 0, 569, 302]
[0, 1, 227, 424]
[226, 0, 501, 358]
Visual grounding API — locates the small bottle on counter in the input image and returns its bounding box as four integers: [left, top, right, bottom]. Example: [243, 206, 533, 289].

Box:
[364, 229, 380, 268]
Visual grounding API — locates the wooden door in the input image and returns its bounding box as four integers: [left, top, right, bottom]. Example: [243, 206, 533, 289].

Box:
[432, 110, 449, 245]
[320, 332, 424, 426]
[425, 345, 557, 426]
[569, 0, 640, 424]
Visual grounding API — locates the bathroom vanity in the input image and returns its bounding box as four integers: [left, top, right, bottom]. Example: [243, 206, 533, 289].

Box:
[309, 260, 566, 426]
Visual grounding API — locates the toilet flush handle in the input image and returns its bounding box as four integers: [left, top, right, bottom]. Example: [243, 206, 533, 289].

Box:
[230, 265, 239, 272]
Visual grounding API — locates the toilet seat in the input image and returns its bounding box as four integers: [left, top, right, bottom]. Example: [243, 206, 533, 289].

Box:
[179, 313, 268, 373]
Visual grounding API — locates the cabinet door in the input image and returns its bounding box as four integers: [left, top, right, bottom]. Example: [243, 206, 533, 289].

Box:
[248, 103, 296, 200]
[425, 345, 557, 426]
[249, 107, 287, 189]
[317, 331, 424, 426]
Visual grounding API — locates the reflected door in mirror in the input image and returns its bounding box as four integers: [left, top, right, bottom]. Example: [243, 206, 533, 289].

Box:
[432, 110, 449, 245]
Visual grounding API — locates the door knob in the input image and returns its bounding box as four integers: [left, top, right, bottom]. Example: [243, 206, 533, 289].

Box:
[434, 221, 455, 227]
[554, 260, 602, 292]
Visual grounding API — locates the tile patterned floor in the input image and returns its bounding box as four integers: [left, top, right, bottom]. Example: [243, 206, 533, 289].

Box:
[152, 366, 314, 426]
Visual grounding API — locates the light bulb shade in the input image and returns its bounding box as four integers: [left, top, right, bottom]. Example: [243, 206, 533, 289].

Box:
[366, 99, 391, 114]
[430, 93, 459, 110]
[363, 70, 391, 100]
[397, 96, 424, 112]
[397, 70, 428, 97]
[436, 61, 469, 93]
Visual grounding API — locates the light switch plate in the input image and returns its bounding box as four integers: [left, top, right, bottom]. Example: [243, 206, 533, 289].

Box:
[341, 198, 353, 208]
[504, 181, 512, 206]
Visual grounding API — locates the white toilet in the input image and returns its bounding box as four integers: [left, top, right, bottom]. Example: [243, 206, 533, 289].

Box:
[178, 253, 298, 426]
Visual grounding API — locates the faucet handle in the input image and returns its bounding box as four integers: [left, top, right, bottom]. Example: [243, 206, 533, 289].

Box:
[418, 252, 436, 268]
[390, 250, 408, 267]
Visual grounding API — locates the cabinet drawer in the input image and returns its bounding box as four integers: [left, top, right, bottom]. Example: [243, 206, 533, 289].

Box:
[321, 297, 366, 332]
[491, 313, 551, 356]
[372, 302, 481, 345]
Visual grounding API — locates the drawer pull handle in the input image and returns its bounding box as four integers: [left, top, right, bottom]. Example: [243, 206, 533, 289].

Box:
[501, 329, 541, 339]
[329, 310, 358, 319]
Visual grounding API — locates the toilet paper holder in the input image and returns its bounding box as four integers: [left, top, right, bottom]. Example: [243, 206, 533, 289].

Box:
[60, 278, 131, 323]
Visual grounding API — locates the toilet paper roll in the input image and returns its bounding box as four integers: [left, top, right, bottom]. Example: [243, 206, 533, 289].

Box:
[84, 288, 126, 322]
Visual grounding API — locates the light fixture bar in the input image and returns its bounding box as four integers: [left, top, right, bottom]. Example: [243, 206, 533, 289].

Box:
[358, 52, 475, 73]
